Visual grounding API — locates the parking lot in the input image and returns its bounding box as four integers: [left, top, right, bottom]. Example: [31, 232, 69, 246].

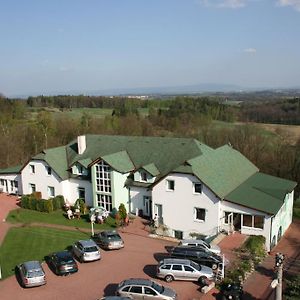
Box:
[0, 216, 208, 300]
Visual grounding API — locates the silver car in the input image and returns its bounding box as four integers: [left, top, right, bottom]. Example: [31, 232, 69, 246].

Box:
[156, 258, 214, 284]
[72, 239, 101, 262]
[116, 278, 177, 300]
[17, 261, 46, 287]
[179, 239, 221, 255]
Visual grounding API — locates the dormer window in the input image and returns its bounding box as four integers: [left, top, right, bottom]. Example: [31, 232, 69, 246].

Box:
[29, 164, 35, 174]
[78, 165, 83, 175]
[140, 171, 147, 182]
[46, 166, 52, 175]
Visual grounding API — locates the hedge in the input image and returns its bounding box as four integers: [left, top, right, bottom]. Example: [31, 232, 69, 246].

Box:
[21, 194, 65, 213]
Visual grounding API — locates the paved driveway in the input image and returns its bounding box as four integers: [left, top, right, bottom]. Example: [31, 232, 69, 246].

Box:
[0, 216, 211, 300]
[0, 194, 19, 244]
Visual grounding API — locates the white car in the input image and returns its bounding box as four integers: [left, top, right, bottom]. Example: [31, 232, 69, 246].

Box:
[72, 239, 101, 262]
[179, 239, 221, 255]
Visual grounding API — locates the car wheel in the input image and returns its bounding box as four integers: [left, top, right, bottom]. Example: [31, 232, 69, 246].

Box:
[198, 276, 207, 286]
[212, 263, 218, 270]
[165, 275, 174, 282]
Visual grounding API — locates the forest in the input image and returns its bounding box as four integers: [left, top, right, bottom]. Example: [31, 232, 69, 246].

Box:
[0, 94, 299, 195]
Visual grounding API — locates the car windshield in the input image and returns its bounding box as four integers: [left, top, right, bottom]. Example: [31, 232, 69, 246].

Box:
[57, 254, 74, 264]
[27, 269, 44, 278]
[84, 246, 98, 252]
[152, 282, 164, 293]
[191, 261, 200, 270]
[107, 234, 120, 240]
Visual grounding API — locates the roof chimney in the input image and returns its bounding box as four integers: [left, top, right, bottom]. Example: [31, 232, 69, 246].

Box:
[78, 135, 86, 155]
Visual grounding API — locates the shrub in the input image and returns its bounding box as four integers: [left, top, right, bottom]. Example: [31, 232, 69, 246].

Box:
[52, 196, 65, 210]
[118, 203, 127, 221]
[74, 198, 87, 214]
[21, 195, 30, 209]
[28, 196, 37, 210]
[284, 275, 300, 300]
[242, 235, 266, 261]
[44, 199, 53, 213]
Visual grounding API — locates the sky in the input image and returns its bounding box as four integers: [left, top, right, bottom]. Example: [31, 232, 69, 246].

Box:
[1, 0, 300, 96]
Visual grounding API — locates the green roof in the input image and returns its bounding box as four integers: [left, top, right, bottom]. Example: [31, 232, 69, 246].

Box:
[66, 135, 209, 177]
[0, 165, 23, 174]
[188, 145, 258, 198]
[33, 146, 69, 180]
[101, 151, 135, 173]
[77, 158, 92, 168]
[225, 172, 297, 214]
[142, 163, 160, 176]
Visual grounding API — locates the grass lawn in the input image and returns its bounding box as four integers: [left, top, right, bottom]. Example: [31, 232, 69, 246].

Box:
[6, 208, 117, 230]
[0, 226, 89, 279]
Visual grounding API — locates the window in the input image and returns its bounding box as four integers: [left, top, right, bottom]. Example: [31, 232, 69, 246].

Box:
[242, 214, 264, 229]
[166, 179, 175, 191]
[194, 208, 206, 221]
[140, 171, 147, 182]
[161, 265, 171, 270]
[184, 266, 194, 272]
[243, 215, 252, 227]
[46, 166, 51, 175]
[174, 230, 183, 240]
[97, 194, 112, 211]
[29, 164, 35, 174]
[172, 264, 183, 271]
[144, 287, 156, 295]
[47, 186, 55, 198]
[254, 215, 264, 229]
[224, 212, 231, 224]
[29, 183, 36, 193]
[122, 286, 130, 292]
[95, 161, 111, 193]
[193, 183, 202, 194]
[78, 165, 83, 175]
[129, 286, 143, 294]
[78, 187, 85, 199]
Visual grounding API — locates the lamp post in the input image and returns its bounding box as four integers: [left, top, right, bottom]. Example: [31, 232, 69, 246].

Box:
[90, 213, 96, 237]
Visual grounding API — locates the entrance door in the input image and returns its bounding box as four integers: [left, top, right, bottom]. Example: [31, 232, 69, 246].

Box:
[233, 213, 241, 231]
[155, 204, 163, 225]
[143, 196, 151, 217]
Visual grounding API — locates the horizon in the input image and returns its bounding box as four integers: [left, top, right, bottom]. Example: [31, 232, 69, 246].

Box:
[1, 0, 300, 97]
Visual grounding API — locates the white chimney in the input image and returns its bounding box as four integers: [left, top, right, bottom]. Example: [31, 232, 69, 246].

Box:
[77, 135, 86, 155]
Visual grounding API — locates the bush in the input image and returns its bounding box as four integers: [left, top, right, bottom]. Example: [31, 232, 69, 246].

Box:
[74, 198, 87, 214]
[284, 275, 300, 300]
[44, 199, 54, 213]
[242, 235, 266, 261]
[118, 203, 127, 221]
[52, 196, 65, 210]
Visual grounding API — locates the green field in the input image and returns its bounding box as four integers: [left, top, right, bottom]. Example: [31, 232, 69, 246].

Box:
[0, 226, 89, 279]
[7, 208, 117, 230]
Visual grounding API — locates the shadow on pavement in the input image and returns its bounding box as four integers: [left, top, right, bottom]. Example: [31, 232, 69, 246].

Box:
[143, 264, 157, 278]
[103, 283, 119, 297]
[153, 252, 170, 262]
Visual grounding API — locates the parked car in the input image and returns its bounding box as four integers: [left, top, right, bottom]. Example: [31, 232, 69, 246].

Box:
[116, 278, 177, 300]
[179, 239, 221, 255]
[170, 246, 224, 270]
[93, 230, 124, 250]
[72, 239, 101, 262]
[220, 282, 243, 300]
[156, 258, 214, 284]
[100, 297, 132, 300]
[47, 250, 78, 275]
[17, 261, 46, 288]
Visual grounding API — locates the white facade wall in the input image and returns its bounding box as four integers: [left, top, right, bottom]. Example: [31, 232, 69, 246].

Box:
[270, 191, 294, 249]
[220, 200, 272, 250]
[0, 173, 22, 194]
[112, 171, 130, 212]
[21, 160, 62, 199]
[129, 186, 152, 216]
[133, 170, 156, 184]
[61, 179, 93, 206]
[152, 173, 220, 239]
